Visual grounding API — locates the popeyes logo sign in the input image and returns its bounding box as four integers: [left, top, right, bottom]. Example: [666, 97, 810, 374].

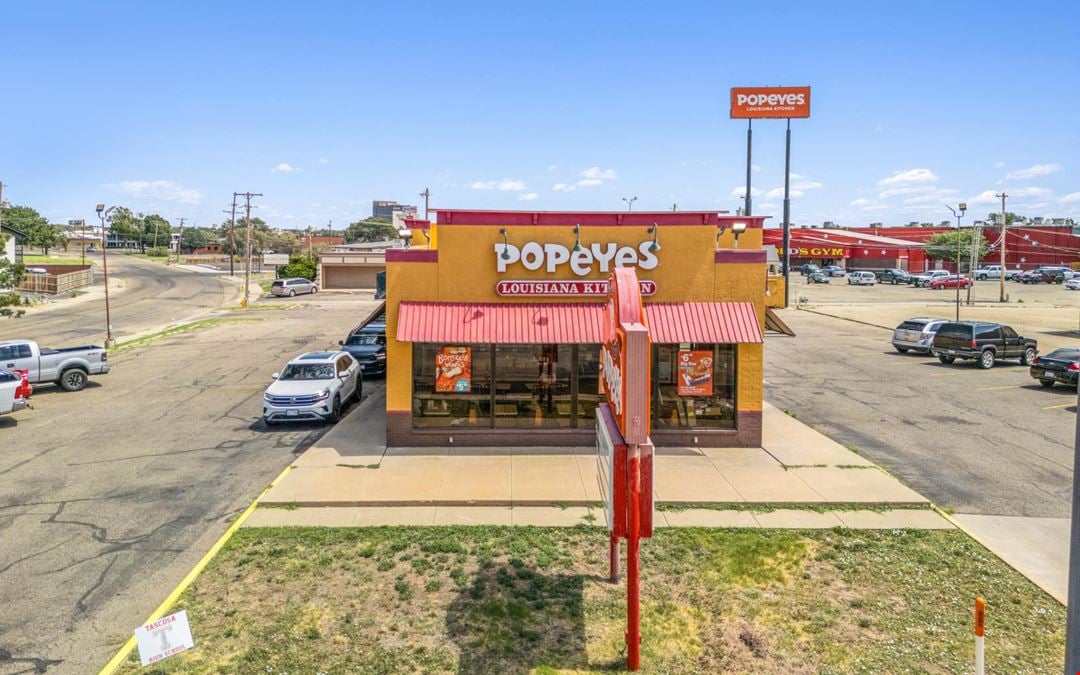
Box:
[731, 86, 811, 119]
[602, 267, 650, 444]
[496, 241, 659, 277]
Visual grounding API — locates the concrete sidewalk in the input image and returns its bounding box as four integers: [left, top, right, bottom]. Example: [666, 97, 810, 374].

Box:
[253, 394, 945, 529]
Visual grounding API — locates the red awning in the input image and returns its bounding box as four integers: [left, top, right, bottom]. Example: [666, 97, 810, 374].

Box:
[643, 302, 762, 344]
[397, 301, 763, 345]
[396, 302, 607, 344]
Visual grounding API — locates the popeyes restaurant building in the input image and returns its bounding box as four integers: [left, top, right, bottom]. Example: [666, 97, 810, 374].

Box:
[384, 209, 773, 449]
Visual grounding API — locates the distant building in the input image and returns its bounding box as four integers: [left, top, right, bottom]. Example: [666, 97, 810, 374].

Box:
[372, 200, 418, 220]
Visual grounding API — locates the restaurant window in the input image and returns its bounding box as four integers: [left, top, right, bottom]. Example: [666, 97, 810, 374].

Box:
[493, 344, 572, 428]
[653, 344, 736, 429]
[576, 345, 603, 425]
[412, 344, 491, 427]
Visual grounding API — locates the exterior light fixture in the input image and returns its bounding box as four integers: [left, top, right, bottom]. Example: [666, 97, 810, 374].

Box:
[499, 228, 511, 260]
[731, 221, 748, 248]
[572, 224, 583, 253]
[647, 223, 660, 252]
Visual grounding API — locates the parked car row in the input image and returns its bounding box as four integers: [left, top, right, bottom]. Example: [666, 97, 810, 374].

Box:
[261, 308, 388, 427]
[0, 339, 109, 420]
[891, 317, 1080, 390]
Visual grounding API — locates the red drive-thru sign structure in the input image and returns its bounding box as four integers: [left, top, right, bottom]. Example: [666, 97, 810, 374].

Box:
[596, 266, 653, 671]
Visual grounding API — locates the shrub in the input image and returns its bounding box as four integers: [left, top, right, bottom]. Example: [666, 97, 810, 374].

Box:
[279, 255, 317, 281]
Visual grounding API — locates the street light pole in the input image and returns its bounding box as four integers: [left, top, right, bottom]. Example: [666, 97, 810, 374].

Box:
[946, 203, 967, 322]
[622, 197, 637, 212]
[995, 192, 1008, 302]
[95, 204, 117, 348]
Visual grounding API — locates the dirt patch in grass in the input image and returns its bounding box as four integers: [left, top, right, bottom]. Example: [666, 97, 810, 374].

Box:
[116, 527, 1064, 673]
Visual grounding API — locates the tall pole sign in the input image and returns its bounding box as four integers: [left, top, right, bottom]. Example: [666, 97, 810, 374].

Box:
[597, 266, 653, 671]
[730, 86, 811, 308]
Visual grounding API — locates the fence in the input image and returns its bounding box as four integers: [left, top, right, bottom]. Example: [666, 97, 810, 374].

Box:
[17, 265, 94, 294]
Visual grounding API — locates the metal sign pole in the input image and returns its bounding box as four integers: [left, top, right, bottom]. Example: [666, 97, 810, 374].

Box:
[782, 118, 792, 307]
[744, 120, 753, 217]
[626, 442, 642, 671]
[1065, 384, 1080, 672]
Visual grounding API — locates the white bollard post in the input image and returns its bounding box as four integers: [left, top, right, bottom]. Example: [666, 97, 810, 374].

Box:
[974, 597, 985, 675]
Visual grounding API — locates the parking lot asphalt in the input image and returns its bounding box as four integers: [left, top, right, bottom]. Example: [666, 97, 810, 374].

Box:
[765, 309, 1076, 518]
[0, 297, 381, 673]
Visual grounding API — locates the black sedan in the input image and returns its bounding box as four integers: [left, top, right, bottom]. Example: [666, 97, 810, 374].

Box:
[1030, 347, 1080, 388]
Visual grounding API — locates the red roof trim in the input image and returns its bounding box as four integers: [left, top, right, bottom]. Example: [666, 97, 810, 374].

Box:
[715, 249, 767, 263]
[395, 301, 762, 345]
[433, 209, 769, 228]
[644, 302, 762, 344]
[396, 302, 607, 344]
[385, 248, 437, 263]
[403, 218, 431, 230]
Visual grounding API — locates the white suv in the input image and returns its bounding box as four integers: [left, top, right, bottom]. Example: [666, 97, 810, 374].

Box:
[263, 351, 361, 424]
[847, 271, 876, 285]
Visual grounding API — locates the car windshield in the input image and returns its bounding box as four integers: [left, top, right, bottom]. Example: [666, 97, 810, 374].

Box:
[898, 321, 927, 330]
[279, 363, 335, 380]
[346, 334, 384, 346]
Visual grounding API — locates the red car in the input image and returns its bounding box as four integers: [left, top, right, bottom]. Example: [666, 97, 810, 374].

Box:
[929, 275, 971, 290]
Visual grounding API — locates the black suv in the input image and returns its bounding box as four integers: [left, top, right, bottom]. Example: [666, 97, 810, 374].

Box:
[876, 268, 911, 285]
[931, 321, 1037, 369]
[339, 322, 387, 376]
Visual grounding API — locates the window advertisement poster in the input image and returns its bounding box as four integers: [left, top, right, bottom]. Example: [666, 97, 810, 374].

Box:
[435, 346, 472, 392]
[677, 350, 713, 396]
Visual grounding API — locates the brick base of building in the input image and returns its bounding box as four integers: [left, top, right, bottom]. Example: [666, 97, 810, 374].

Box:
[386, 409, 763, 448]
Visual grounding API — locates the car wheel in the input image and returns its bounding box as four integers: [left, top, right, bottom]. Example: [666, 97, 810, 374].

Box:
[977, 350, 995, 369]
[1020, 347, 1036, 366]
[289, 289, 296, 297]
[894, 346, 909, 354]
[329, 395, 341, 423]
[1039, 379, 1055, 388]
[58, 368, 88, 392]
[938, 355, 955, 364]
[311, 286, 318, 294]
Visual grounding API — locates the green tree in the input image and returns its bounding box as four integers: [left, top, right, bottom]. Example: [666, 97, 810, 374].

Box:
[0, 259, 26, 317]
[924, 230, 989, 266]
[0, 204, 48, 235]
[179, 227, 217, 252]
[344, 218, 398, 244]
[142, 214, 171, 249]
[26, 221, 62, 255]
[278, 254, 317, 280]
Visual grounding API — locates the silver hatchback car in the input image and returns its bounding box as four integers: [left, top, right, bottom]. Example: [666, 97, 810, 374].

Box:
[892, 317, 948, 354]
[271, 277, 318, 297]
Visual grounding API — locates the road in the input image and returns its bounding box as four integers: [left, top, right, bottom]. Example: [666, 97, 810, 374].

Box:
[0, 255, 234, 345]
[765, 310, 1075, 517]
[0, 259, 380, 673]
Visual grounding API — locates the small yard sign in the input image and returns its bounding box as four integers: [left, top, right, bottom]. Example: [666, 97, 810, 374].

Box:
[135, 610, 195, 667]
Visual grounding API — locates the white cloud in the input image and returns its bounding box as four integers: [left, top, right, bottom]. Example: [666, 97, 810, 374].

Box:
[792, 179, 823, 190]
[547, 165, 558, 172]
[553, 182, 576, 192]
[993, 161, 1005, 169]
[1005, 163, 1061, 180]
[765, 187, 804, 199]
[877, 168, 938, 187]
[106, 179, 204, 204]
[751, 164, 762, 173]
[849, 198, 872, 207]
[1060, 192, 1080, 204]
[730, 186, 762, 198]
[969, 186, 1051, 204]
[577, 178, 603, 187]
[469, 179, 527, 191]
[318, 158, 328, 164]
[580, 166, 617, 181]
[517, 192, 539, 201]
[272, 163, 300, 173]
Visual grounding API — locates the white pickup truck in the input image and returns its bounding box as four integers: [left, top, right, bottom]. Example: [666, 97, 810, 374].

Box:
[0, 369, 30, 416]
[0, 340, 110, 391]
[974, 265, 1023, 281]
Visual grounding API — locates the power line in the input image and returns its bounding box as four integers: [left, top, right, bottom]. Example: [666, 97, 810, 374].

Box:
[235, 192, 262, 308]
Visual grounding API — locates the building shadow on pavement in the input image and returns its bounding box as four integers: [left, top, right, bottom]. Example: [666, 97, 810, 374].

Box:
[446, 565, 608, 674]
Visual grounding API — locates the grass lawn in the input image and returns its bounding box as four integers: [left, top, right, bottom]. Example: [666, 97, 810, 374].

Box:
[116, 526, 1064, 674]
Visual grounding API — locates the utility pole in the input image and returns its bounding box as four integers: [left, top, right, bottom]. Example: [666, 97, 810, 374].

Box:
[307, 225, 313, 259]
[236, 192, 262, 308]
[967, 223, 980, 305]
[995, 191, 1008, 302]
[174, 218, 185, 264]
[419, 188, 431, 219]
[229, 194, 239, 276]
[327, 219, 333, 240]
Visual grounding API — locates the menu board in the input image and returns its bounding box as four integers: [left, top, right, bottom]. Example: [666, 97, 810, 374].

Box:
[677, 350, 713, 396]
[435, 346, 472, 393]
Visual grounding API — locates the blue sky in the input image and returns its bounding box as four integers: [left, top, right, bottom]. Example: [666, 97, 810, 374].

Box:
[2, 1, 1078, 230]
